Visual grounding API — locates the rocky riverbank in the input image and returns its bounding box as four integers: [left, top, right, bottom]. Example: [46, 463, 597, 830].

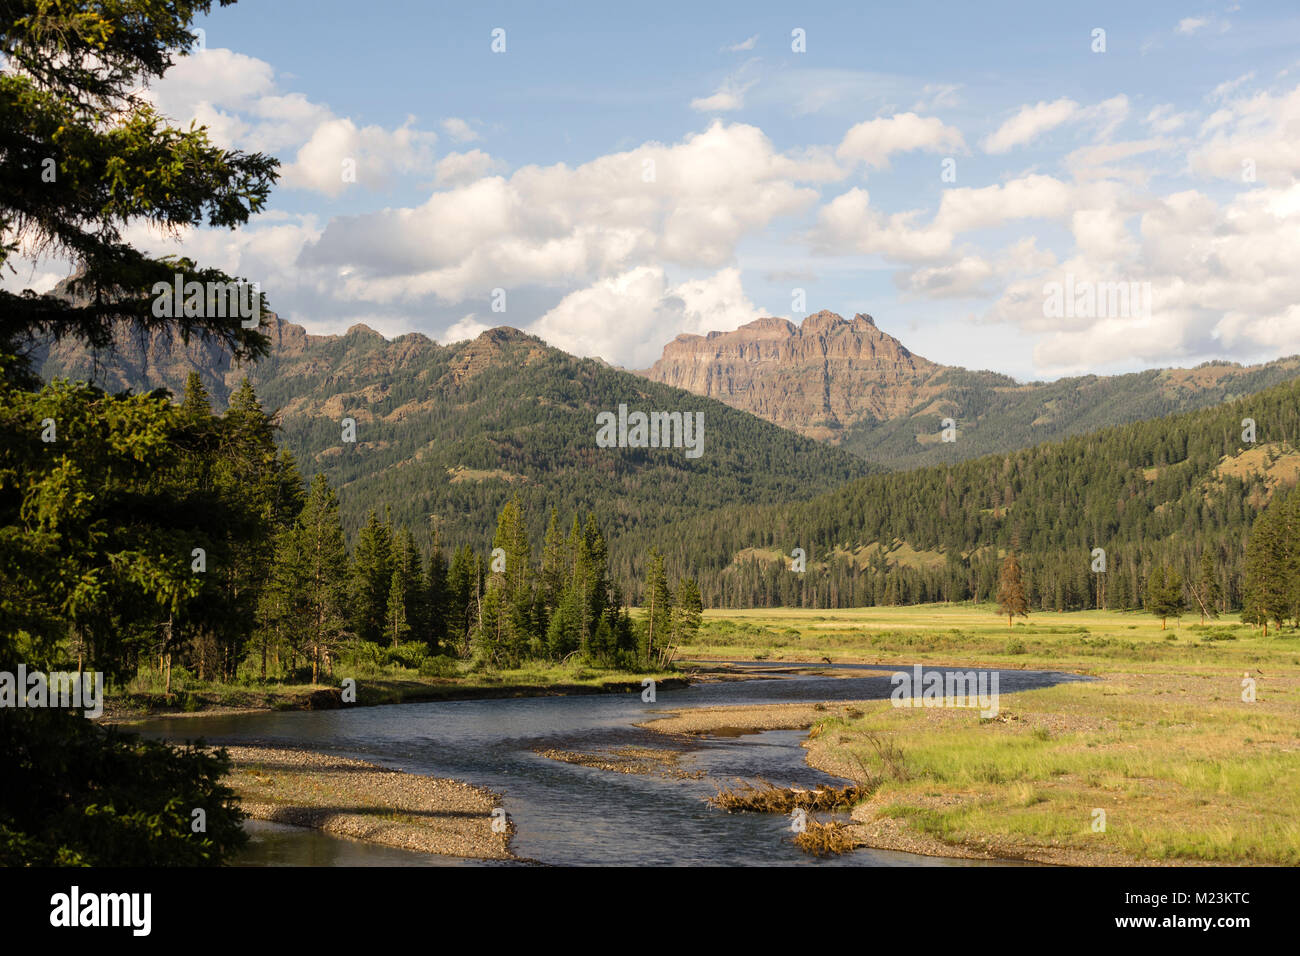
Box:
[226, 745, 515, 861]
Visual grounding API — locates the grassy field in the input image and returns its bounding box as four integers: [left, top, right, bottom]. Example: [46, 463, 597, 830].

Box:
[685, 604, 1300, 675]
[681, 604, 1300, 865]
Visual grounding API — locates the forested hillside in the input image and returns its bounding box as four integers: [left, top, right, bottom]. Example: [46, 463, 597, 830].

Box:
[636, 378, 1300, 612]
[34, 314, 871, 554]
[839, 360, 1300, 469]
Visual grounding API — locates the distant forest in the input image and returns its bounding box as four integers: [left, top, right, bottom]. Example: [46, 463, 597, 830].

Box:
[633, 378, 1300, 619]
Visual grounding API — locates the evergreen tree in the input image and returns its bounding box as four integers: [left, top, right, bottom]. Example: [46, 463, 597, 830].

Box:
[996, 552, 1029, 626]
[1146, 564, 1184, 630]
[641, 549, 673, 665]
[1192, 549, 1222, 624]
[275, 475, 350, 682]
[1243, 489, 1297, 635]
[446, 544, 476, 655]
[673, 577, 704, 655]
[385, 529, 421, 647]
[423, 532, 450, 654]
[539, 508, 566, 618]
[351, 509, 394, 644]
[180, 372, 212, 420]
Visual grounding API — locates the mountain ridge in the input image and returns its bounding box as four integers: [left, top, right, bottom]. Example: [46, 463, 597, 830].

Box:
[638, 309, 1300, 469]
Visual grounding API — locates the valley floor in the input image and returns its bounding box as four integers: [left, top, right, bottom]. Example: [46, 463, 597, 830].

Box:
[655, 605, 1300, 866]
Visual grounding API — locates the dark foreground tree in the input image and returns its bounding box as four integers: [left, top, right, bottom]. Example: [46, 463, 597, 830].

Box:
[0, 0, 277, 865]
[1, 0, 276, 369]
[0, 710, 246, 865]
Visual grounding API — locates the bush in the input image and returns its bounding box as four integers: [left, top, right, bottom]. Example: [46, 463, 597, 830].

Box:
[417, 655, 460, 678]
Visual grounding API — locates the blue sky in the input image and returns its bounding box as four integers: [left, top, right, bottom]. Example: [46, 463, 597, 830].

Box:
[9, 0, 1300, 379]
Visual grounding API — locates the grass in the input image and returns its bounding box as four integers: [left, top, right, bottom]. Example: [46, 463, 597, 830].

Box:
[112, 657, 679, 718]
[690, 603, 1300, 865]
[682, 604, 1300, 676]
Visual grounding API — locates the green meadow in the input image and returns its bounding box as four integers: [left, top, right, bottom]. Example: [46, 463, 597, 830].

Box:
[684, 604, 1300, 864]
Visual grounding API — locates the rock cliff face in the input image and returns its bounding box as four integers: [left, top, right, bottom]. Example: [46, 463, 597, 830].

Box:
[642, 310, 945, 441]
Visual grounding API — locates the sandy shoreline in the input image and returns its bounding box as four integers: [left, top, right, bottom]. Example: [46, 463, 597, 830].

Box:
[226, 745, 515, 861]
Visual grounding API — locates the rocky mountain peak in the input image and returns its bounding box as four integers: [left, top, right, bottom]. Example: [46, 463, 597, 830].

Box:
[639, 308, 944, 442]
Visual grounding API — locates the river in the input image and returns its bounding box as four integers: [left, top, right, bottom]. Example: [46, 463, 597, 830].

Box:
[137, 663, 1087, 866]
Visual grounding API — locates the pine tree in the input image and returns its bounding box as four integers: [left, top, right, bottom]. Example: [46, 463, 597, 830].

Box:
[351, 509, 394, 644]
[996, 552, 1029, 626]
[489, 498, 534, 663]
[671, 577, 703, 662]
[1192, 549, 1221, 624]
[180, 372, 212, 421]
[1243, 489, 1296, 635]
[539, 508, 566, 618]
[446, 544, 476, 655]
[1146, 564, 1184, 630]
[545, 585, 581, 660]
[275, 475, 350, 683]
[642, 549, 673, 665]
[423, 532, 450, 654]
[385, 529, 420, 647]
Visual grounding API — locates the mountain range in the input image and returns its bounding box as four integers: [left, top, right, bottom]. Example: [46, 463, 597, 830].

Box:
[640, 310, 1300, 470]
[30, 302, 1300, 596]
[29, 312, 870, 570]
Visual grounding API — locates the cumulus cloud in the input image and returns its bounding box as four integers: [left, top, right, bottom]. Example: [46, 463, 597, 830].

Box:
[1190, 84, 1300, 185]
[1144, 104, 1190, 133]
[724, 35, 758, 52]
[836, 112, 967, 169]
[140, 47, 439, 196]
[895, 256, 995, 299]
[983, 177, 1300, 373]
[434, 149, 505, 187]
[811, 174, 1075, 262]
[443, 313, 492, 342]
[691, 67, 758, 112]
[297, 121, 835, 303]
[441, 117, 479, 142]
[528, 266, 764, 367]
[285, 116, 437, 197]
[982, 98, 1079, 153]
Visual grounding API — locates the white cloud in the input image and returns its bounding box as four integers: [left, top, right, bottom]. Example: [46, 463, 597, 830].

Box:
[983, 177, 1300, 373]
[527, 266, 763, 367]
[283, 116, 438, 197]
[911, 83, 963, 112]
[1145, 104, 1190, 134]
[441, 117, 479, 143]
[1190, 84, 1300, 185]
[443, 314, 493, 342]
[983, 98, 1079, 153]
[691, 69, 758, 112]
[434, 149, 504, 187]
[836, 112, 967, 169]
[812, 174, 1075, 262]
[896, 256, 995, 299]
[1066, 137, 1171, 183]
[299, 121, 834, 303]
[141, 47, 439, 196]
[1176, 17, 1210, 35]
[724, 35, 758, 52]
